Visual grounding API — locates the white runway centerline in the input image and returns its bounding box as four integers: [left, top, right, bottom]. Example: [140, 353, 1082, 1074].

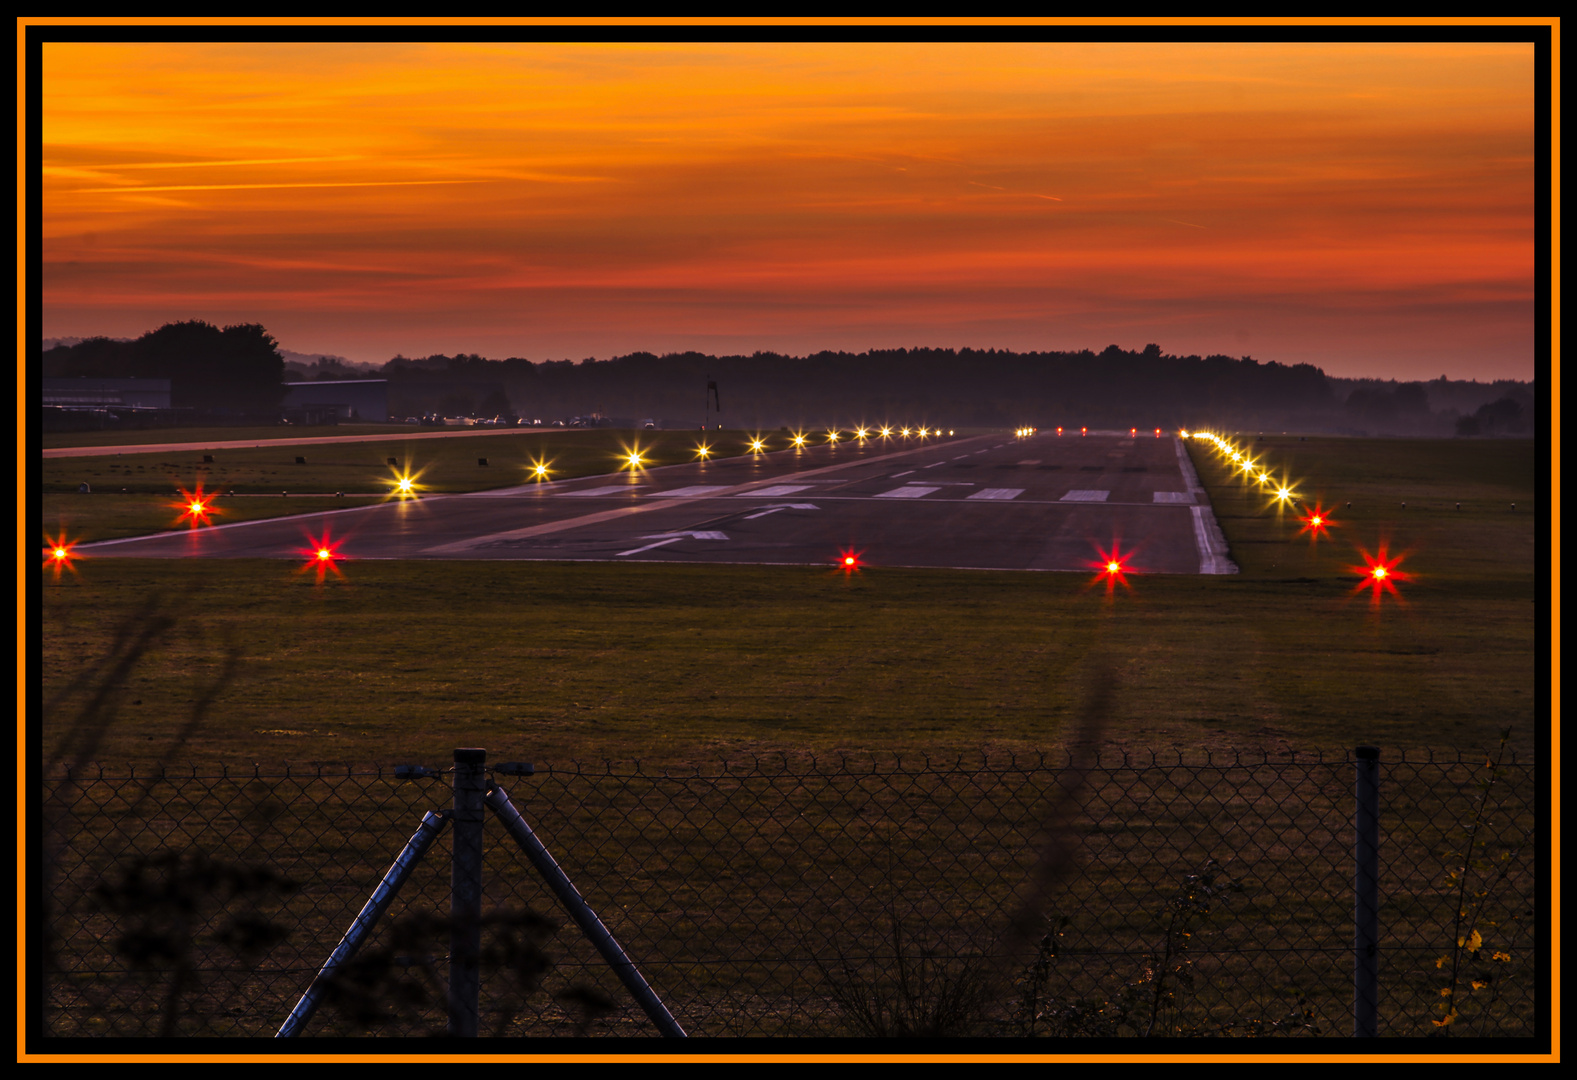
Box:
[967, 488, 1025, 501]
[1061, 489, 1110, 502]
[876, 486, 940, 499]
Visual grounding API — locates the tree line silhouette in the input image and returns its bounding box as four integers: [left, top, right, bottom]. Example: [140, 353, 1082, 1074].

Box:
[41, 324, 1534, 435]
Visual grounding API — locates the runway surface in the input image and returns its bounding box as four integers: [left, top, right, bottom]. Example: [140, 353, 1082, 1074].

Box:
[80, 433, 1236, 574]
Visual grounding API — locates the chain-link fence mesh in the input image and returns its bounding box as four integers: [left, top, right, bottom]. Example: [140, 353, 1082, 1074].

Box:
[41, 749, 1538, 1039]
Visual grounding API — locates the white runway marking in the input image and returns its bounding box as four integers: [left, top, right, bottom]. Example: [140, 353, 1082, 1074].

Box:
[734, 484, 814, 497]
[616, 530, 728, 557]
[876, 486, 940, 498]
[647, 485, 729, 498]
[967, 488, 1025, 501]
[742, 503, 820, 520]
[890, 470, 915, 478]
[1153, 491, 1196, 504]
[923, 461, 947, 469]
[556, 484, 644, 497]
[1061, 489, 1110, 502]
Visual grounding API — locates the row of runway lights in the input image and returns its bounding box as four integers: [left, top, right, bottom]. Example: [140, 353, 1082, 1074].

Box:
[43, 426, 1401, 597]
[1182, 429, 1409, 601]
[44, 426, 952, 579]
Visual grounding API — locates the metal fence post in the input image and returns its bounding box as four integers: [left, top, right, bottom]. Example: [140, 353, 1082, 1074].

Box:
[486, 783, 688, 1037]
[450, 748, 487, 1037]
[277, 809, 450, 1038]
[1354, 745, 1380, 1037]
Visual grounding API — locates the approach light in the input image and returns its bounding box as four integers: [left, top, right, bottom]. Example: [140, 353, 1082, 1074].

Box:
[530, 460, 552, 481]
[695, 443, 712, 460]
[827, 430, 840, 444]
[626, 450, 645, 468]
[1274, 485, 1296, 503]
[792, 432, 808, 447]
[750, 437, 767, 453]
[879, 427, 892, 438]
[855, 427, 869, 439]
[900, 427, 911, 438]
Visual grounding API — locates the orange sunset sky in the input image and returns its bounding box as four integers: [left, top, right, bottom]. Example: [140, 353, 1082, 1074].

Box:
[39, 40, 1539, 380]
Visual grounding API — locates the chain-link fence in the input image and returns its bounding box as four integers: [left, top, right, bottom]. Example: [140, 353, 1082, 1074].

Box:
[40, 747, 1538, 1039]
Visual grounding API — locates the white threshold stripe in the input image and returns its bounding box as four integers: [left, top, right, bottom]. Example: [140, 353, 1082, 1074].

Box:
[423, 433, 999, 554]
[647, 485, 729, 497]
[556, 484, 644, 496]
[967, 488, 1024, 501]
[1061, 489, 1110, 502]
[734, 484, 814, 497]
[876, 486, 940, 498]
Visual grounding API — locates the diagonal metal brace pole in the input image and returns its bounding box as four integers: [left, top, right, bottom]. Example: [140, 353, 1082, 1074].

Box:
[485, 783, 687, 1037]
[277, 809, 451, 1038]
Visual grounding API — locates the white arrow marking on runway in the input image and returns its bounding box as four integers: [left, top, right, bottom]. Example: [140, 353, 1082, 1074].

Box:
[741, 502, 820, 520]
[615, 530, 728, 556]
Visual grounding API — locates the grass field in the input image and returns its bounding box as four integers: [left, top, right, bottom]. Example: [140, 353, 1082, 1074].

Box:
[40, 435, 1539, 767]
[38, 432, 1542, 1040]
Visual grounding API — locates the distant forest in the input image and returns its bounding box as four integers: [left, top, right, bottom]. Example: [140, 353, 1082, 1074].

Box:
[41, 326, 1536, 436]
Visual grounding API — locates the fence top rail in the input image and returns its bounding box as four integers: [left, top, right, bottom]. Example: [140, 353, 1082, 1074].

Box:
[42, 746, 1536, 783]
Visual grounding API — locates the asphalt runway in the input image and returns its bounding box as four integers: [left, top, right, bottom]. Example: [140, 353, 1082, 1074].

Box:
[80, 433, 1237, 574]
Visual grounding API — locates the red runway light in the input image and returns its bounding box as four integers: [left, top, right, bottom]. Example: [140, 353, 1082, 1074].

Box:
[171, 483, 220, 528]
[1080, 427, 1087, 436]
[1347, 542, 1410, 605]
[43, 531, 81, 578]
[1089, 541, 1135, 593]
[298, 529, 347, 583]
[1297, 503, 1338, 542]
[835, 547, 864, 574]
[1056, 427, 1063, 436]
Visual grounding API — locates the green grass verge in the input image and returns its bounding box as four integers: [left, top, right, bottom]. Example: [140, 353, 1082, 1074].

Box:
[43, 423, 428, 450]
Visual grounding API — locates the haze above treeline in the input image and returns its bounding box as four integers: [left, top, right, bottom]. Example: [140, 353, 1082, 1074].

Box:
[41, 324, 1535, 437]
